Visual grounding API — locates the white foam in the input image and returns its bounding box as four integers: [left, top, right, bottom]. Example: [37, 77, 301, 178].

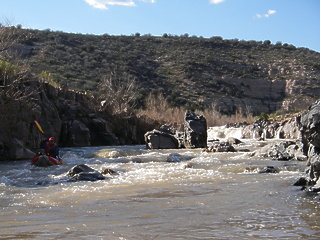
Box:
[208, 126, 243, 140]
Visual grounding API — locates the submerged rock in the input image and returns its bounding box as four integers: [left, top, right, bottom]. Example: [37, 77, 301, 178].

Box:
[184, 162, 194, 169]
[67, 164, 106, 181]
[204, 142, 236, 152]
[227, 137, 242, 145]
[293, 177, 308, 187]
[259, 166, 279, 174]
[166, 153, 193, 163]
[101, 168, 118, 175]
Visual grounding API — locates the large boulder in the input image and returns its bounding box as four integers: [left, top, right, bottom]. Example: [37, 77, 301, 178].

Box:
[88, 118, 119, 146]
[144, 111, 208, 149]
[266, 141, 296, 161]
[60, 120, 91, 147]
[254, 140, 306, 161]
[279, 117, 301, 139]
[144, 130, 179, 149]
[184, 111, 207, 148]
[205, 142, 236, 152]
[9, 138, 36, 160]
[241, 119, 265, 139]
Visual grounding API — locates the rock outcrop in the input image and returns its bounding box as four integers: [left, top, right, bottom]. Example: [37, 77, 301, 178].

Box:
[9, 138, 36, 160]
[254, 140, 305, 161]
[144, 111, 207, 149]
[60, 118, 120, 147]
[294, 101, 320, 192]
[211, 117, 301, 141]
[0, 81, 151, 160]
[184, 111, 207, 148]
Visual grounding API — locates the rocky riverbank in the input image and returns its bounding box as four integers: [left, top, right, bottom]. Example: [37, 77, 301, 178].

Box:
[0, 80, 157, 161]
[2, 75, 320, 197]
[144, 101, 320, 195]
[292, 101, 320, 193]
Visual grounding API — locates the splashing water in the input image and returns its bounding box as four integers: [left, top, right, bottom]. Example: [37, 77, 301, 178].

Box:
[0, 141, 319, 239]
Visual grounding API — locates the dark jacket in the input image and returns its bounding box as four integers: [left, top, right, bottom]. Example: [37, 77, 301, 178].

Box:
[44, 142, 59, 158]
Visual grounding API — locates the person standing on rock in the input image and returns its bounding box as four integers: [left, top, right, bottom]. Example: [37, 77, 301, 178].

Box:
[43, 137, 60, 158]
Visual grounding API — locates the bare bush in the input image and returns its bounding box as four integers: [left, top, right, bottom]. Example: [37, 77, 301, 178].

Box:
[0, 24, 17, 57]
[0, 22, 31, 62]
[98, 67, 140, 116]
[138, 94, 256, 128]
[0, 23, 35, 142]
[198, 104, 255, 127]
[138, 92, 186, 126]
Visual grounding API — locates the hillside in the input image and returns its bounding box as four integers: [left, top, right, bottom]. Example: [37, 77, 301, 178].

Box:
[10, 28, 320, 115]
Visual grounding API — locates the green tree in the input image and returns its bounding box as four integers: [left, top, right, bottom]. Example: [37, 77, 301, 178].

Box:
[263, 40, 271, 45]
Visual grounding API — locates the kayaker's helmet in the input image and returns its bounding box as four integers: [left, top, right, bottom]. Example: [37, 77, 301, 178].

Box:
[49, 137, 54, 141]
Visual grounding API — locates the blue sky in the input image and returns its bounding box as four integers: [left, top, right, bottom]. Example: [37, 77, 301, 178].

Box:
[1, 0, 319, 52]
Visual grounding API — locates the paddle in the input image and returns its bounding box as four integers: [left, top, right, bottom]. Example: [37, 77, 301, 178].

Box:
[56, 155, 67, 165]
[33, 120, 67, 165]
[34, 120, 44, 133]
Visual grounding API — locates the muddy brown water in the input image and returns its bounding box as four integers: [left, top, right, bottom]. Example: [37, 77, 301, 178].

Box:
[1, 140, 319, 239]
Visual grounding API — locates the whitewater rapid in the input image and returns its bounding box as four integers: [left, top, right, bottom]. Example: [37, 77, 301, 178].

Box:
[1, 139, 319, 239]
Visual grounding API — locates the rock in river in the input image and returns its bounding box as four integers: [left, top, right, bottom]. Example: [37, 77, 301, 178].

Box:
[67, 164, 106, 181]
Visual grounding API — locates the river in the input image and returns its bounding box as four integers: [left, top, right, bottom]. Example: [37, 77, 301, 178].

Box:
[1, 138, 320, 239]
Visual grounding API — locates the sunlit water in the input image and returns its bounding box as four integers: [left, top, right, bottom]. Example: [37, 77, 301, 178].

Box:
[1, 140, 320, 239]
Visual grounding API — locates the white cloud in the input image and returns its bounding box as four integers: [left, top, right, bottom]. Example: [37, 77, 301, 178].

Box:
[209, 0, 226, 4]
[256, 9, 277, 18]
[84, 0, 136, 10]
[84, 0, 155, 10]
[268, 10, 276, 15]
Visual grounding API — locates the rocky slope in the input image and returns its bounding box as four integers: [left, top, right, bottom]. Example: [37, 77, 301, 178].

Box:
[10, 28, 320, 115]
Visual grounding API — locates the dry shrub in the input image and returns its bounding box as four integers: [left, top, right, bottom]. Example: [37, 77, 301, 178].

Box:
[137, 92, 186, 126]
[197, 104, 255, 127]
[138, 94, 256, 127]
[98, 67, 139, 116]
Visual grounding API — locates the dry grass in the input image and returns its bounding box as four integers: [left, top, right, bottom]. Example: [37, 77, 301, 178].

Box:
[137, 93, 185, 126]
[137, 93, 256, 127]
[197, 104, 256, 127]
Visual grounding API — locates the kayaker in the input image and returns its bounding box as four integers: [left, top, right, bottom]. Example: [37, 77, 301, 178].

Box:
[43, 137, 60, 158]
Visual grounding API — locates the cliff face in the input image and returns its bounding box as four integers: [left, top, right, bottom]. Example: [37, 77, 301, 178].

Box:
[211, 77, 319, 115]
[0, 80, 155, 160]
[294, 101, 320, 192]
